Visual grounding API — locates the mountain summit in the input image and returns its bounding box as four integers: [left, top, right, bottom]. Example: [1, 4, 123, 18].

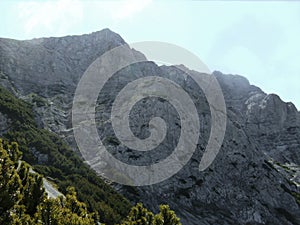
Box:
[0, 29, 299, 225]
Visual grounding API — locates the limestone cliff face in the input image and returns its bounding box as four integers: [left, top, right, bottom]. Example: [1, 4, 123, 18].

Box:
[0, 29, 127, 152]
[0, 29, 125, 96]
[0, 29, 299, 225]
[213, 71, 300, 166]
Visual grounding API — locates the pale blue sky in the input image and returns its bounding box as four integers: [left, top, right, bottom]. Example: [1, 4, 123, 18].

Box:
[1, 0, 299, 109]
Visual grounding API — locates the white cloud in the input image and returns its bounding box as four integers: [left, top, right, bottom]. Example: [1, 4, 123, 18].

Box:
[17, 0, 83, 36]
[16, 0, 152, 38]
[112, 0, 152, 20]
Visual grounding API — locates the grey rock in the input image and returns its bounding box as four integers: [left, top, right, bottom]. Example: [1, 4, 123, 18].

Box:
[43, 178, 63, 199]
[0, 30, 299, 225]
[31, 147, 49, 164]
[0, 112, 12, 135]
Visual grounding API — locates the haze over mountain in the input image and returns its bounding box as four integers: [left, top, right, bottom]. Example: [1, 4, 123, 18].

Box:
[0, 29, 299, 225]
[1, 1, 299, 110]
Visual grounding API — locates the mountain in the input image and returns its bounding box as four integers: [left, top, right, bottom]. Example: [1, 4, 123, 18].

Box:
[0, 29, 299, 225]
[0, 84, 131, 224]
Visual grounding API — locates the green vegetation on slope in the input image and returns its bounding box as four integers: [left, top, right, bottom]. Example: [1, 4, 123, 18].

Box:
[0, 86, 182, 224]
[0, 86, 130, 224]
[0, 139, 97, 225]
[122, 203, 182, 225]
[0, 139, 181, 224]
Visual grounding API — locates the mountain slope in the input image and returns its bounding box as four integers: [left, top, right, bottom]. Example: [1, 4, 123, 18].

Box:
[0, 29, 299, 224]
[0, 139, 97, 225]
[0, 85, 131, 224]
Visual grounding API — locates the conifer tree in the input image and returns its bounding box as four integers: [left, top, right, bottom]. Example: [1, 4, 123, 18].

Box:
[122, 203, 181, 225]
[0, 139, 23, 224]
[154, 205, 181, 225]
[0, 139, 97, 225]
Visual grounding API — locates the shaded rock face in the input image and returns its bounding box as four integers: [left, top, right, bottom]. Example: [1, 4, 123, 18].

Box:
[0, 29, 127, 153]
[245, 93, 300, 165]
[0, 30, 300, 224]
[0, 112, 11, 135]
[0, 29, 125, 97]
[213, 71, 300, 166]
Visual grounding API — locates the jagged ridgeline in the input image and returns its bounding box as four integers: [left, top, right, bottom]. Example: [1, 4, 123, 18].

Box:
[1, 29, 300, 225]
[0, 86, 131, 224]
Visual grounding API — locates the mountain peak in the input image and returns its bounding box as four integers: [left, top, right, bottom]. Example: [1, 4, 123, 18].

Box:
[0, 29, 127, 96]
[0, 30, 300, 225]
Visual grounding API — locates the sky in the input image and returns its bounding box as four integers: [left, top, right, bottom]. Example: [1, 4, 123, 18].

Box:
[1, 0, 299, 109]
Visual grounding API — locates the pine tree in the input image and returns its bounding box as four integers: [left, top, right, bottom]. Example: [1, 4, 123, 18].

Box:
[21, 169, 45, 216]
[35, 187, 97, 225]
[154, 205, 181, 225]
[122, 203, 154, 225]
[0, 137, 181, 225]
[0, 139, 97, 225]
[0, 139, 23, 224]
[122, 203, 181, 225]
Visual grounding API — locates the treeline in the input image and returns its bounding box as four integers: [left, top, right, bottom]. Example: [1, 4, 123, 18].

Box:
[0, 139, 96, 224]
[0, 86, 182, 224]
[0, 86, 130, 224]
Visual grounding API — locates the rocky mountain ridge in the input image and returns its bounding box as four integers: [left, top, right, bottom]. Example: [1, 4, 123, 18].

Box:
[0, 29, 299, 225]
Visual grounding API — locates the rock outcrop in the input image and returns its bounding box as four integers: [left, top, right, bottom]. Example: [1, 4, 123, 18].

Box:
[0, 29, 299, 225]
